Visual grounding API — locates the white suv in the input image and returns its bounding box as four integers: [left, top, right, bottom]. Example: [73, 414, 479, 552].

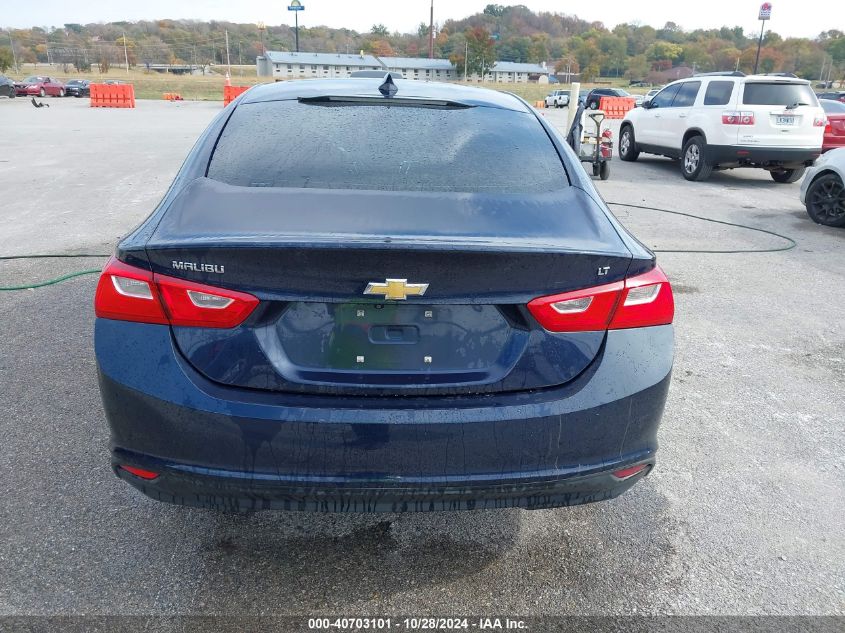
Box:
[618, 73, 826, 182]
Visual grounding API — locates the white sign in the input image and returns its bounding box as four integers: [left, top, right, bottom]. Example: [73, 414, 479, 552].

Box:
[759, 2, 772, 20]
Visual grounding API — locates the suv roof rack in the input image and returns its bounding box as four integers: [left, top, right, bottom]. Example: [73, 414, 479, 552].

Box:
[758, 72, 799, 78]
[693, 71, 746, 77]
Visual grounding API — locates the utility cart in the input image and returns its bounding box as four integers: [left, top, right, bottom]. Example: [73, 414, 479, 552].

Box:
[566, 105, 613, 180]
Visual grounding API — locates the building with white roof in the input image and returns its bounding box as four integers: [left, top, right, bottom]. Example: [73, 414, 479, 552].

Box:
[257, 51, 384, 80]
[256, 52, 550, 84]
[378, 57, 456, 81]
[468, 62, 550, 84]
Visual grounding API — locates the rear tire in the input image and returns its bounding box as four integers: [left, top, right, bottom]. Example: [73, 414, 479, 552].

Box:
[771, 167, 805, 184]
[58, 89, 65, 97]
[619, 126, 639, 162]
[681, 136, 713, 182]
[599, 161, 610, 180]
[39, 88, 45, 97]
[805, 173, 845, 227]
[589, 101, 598, 110]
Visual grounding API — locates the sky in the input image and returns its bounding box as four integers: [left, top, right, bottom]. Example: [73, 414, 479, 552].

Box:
[1, 0, 834, 39]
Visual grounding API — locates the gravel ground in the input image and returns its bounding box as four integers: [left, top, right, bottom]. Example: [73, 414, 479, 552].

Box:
[0, 98, 842, 620]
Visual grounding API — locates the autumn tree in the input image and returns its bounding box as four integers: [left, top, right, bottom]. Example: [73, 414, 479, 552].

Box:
[465, 27, 496, 76]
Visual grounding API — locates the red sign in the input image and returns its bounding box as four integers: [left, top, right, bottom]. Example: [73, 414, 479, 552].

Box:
[759, 2, 772, 20]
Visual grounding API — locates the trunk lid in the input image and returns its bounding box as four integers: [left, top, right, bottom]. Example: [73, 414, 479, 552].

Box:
[143, 178, 634, 395]
[738, 80, 825, 149]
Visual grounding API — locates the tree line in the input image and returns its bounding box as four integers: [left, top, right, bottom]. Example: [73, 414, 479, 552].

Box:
[0, 4, 842, 83]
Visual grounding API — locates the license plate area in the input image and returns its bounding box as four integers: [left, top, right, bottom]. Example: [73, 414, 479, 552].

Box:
[775, 115, 796, 126]
[275, 302, 512, 372]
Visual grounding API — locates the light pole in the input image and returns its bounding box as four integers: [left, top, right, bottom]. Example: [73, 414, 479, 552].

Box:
[753, 2, 772, 75]
[6, 30, 18, 73]
[257, 22, 266, 55]
[288, 0, 304, 53]
[122, 30, 129, 71]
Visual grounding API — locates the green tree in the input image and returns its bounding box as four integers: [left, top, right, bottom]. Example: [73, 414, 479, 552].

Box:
[465, 27, 496, 77]
[681, 43, 710, 71]
[581, 61, 601, 82]
[624, 54, 649, 81]
[646, 41, 683, 63]
[371, 24, 388, 36]
[528, 33, 549, 63]
[0, 47, 13, 72]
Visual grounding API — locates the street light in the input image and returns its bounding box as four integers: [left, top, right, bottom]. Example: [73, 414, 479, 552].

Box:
[257, 22, 266, 55]
[288, 0, 304, 53]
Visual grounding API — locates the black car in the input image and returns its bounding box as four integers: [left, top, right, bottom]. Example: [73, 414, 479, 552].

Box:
[585, 87, 631, 109]
[93, 77, 675, 513]
[817, 91, 845, 103]
[0, 75, 16, 99]
[65, 79, 90, 98]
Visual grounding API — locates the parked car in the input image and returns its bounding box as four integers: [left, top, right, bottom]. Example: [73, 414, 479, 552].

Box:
[644, 88, 662, 102]
[64, 79, 90, 98]
[94, 77, 675, 513]
[633, 94, 646, 107]
[619, 73, 825, 182]
[585, 87, 632, 109]
[819, 99, 845, 152]
[103, 79, 125, 85]
[0, 74, 15, 98]
[816, 91, 845, 103]
[800, 147, 845, 226]
[544, 89, 570, 108]
[14, 76, 65, 97]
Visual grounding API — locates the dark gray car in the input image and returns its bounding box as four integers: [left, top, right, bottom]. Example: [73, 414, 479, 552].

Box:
[0, 75, 16, 99]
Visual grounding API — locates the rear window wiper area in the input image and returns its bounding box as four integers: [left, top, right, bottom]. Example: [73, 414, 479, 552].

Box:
[298, 95, 475, 109]
[785, 102, 811, 110]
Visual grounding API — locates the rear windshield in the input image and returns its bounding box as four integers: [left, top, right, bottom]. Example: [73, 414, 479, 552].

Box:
[207, 100, 568, 193]
[742, 82, 816, 106]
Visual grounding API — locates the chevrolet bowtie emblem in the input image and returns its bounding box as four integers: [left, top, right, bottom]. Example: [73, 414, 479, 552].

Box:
[363, 278, 429, 301]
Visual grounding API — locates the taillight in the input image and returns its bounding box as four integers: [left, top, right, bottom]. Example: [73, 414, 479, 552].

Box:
[94, 256, 258, 328]
[722, 111, 755, 125]
[119, 465, 160, 480]
[94, 258, 168, 324]
[612, 463, 651, 480]
[609, 266, 674, 330]
[527, 266, 674, 332]
[814, 116, 828, 128]
[155, 274, 259, 328]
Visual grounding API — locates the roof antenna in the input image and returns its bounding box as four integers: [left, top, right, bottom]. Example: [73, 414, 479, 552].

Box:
[378, 73, 398, 98]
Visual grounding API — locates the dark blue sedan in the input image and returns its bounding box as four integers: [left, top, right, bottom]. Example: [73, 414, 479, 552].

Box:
[94, 76, 674, 512]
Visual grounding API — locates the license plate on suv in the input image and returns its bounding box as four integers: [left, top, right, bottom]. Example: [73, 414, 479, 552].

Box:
[776, 115, 796, 126]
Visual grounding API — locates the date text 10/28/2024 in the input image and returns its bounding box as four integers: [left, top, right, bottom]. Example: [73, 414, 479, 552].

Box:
[308, 617, 528, 630]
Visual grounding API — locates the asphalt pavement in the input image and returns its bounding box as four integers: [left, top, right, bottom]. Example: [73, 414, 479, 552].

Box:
[0, 97, 843, 619]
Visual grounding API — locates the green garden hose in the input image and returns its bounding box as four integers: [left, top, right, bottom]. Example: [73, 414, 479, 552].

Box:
[0, 254, 109, 292]
[0, 203, 798, 292]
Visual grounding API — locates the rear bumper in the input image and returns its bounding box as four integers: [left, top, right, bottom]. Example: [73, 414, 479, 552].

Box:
[95, 320, 673, 512]
[112, 454, 653, 512]
[705, 144, 821, 168]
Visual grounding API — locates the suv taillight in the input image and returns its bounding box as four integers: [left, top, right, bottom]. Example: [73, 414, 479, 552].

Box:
[94, 257, 258, 328]
[527, 267, 674, 332]
[722, 111, 755, 125]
